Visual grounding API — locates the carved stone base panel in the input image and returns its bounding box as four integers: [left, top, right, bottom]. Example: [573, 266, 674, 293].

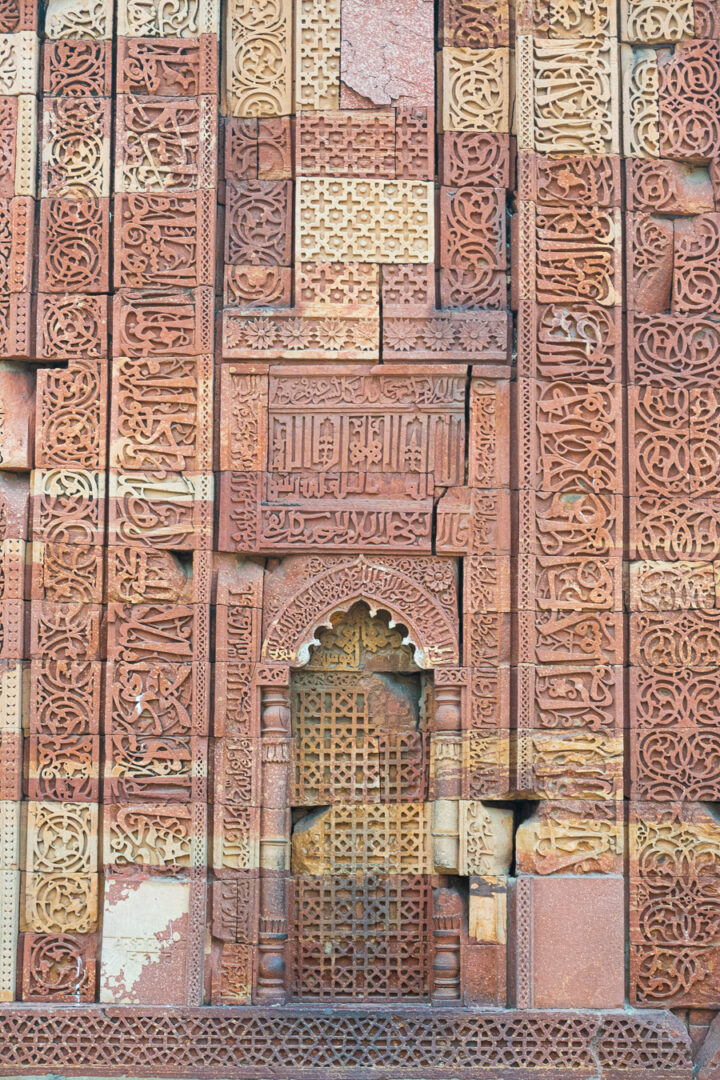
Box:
[0, 1007, 693, 1077]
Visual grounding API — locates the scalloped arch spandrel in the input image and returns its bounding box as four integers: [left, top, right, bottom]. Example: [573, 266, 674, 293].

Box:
[261, 556, 459, 668]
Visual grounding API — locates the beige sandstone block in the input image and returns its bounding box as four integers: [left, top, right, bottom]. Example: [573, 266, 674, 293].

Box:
[0, 802, 20, 869]
[441, 47, 510, 132]
[0, 33, 38, 95]
[0, 869, 18, 1001]
[14, 96, 36, 196]
[518, 36, 620, 155]
[225, 0, 291, 116]
[22, 871, 98, 933]
[459, 801, 514, 876]
[45, 0, 113, 38]
[469, 876, 507, 944]
[295, 0, 340, 110]
[621, 0, 693, 41]
[292, 803, 431, 875]
[118, 0, 219, 37]
[622, 44, 660, 158]
[297, 178, 434, 264]
[0, 662, 23, 734]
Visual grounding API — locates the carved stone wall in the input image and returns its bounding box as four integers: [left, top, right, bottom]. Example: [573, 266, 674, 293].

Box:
[0, 0, 717, 1075]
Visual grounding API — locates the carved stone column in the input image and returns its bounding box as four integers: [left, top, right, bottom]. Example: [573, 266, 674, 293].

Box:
[255, 664, 291, 1002]
[431, 886, 463, 1003]
[430, 672, 465, 873]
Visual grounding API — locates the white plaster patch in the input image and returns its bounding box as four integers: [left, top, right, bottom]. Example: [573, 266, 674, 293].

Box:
[99, 877, 189, 1004]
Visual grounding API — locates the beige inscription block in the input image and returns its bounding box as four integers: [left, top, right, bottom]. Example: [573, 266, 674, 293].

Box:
[297, 178, 434, 263]
[519, 36, 620, 156]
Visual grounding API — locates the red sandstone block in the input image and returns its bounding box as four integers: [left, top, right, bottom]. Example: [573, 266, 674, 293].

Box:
[441, 132, 512, 188]
[626, 212, 673, 313]
[463, 942, 506, 1006]
[214, 663, 260, 738]
[29, 658, 102, 735]
[211, 870, 259, 943]
[213, 737, 260, 805]
[630, 944, 720, 1009]
[626, 158, 714, 215]
[513, 378, 623, 494]
[518, 663, 624, 735]
[29, 601, 103, 662]
[112, 286, 214, 357]
[439, 186, 506, 271]
[396, 107, 434, 180]
[0, 196, 33, 292]
[42, 40, 112, 96]
[224, 265, 292, 308]
[104, 659, 210, 737]
[0, 729, 21, 798]
[30, 542, 104, 604]
[257, 117, 292, 180]
[110, 355, 213, 475]
[518, 152, 620, 207]
[0, 97, 20, 198]
[295, 111, 395, 179]
[0, 362, 34, 470]
[35, 360, 107, 472]
[514, 609, 624, 666]
[116, 36, 218, 96]
[0, 0, 37, 31]
[225, 180, 292, 267]
[520, 876, 625, 1008]
[674, 213, 720, 314]
[0, 292, 33, 358]
[440, 0, 510, 47]
[381, 264, 436, 314]
[439, 267, 507, 310]
[38, 198, 110, 294]
[26, 733, 100, 801]
[115, 95, 217, 194]
[20, 933, 97, 1002]
[30, 469, 106, 548]
[106, 548, 209, 606]
[658, 40, 720, 163]
[225, 118, 258, 180]
[0, 473, 29, 539]
[518, 300, 622, 382]
[36, 293, 108, 359]
[106, 602, 209, 664]
[210, 942, 254, 1004]
[104, 733, 206, 803]
[114, 191, 215, 288]
[339, 0, 435, 110]
[534, 205, 622, 308]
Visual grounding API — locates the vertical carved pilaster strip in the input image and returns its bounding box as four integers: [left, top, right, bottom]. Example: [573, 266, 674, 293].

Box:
[256, 666, 291, 1002]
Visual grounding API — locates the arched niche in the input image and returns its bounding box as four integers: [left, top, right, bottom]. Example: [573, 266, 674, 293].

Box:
[262, 556, 459, 669]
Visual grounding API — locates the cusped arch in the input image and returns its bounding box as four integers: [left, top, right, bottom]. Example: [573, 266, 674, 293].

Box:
[262, 557, 459, 668]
